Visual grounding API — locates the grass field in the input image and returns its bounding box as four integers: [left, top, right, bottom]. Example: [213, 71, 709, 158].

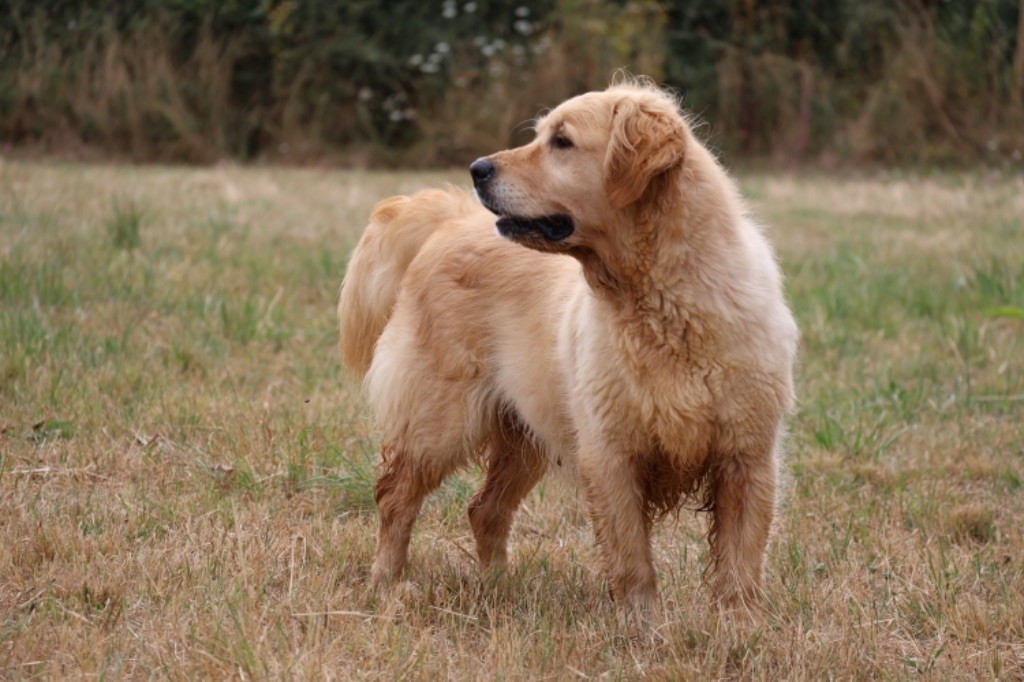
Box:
[1, 160, 1022, 679]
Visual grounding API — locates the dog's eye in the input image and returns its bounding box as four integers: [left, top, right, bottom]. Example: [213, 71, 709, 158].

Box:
[551, 134, 574, 150]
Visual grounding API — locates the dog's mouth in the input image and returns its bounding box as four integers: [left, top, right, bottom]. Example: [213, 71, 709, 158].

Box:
[495, 214, 575, 242]
[475, 188, 575, 243]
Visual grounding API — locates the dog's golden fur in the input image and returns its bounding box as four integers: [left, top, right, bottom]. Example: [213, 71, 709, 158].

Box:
[338, 80, 798, 608]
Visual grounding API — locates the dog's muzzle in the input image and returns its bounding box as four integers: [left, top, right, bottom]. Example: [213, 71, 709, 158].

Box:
[469, 156, 575, 243]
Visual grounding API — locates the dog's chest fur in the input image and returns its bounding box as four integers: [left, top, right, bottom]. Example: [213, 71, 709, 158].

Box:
[562, 291, 722, 465]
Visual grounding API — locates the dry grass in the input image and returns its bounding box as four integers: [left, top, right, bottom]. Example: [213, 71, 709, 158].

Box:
[1, 161, 1022, 679]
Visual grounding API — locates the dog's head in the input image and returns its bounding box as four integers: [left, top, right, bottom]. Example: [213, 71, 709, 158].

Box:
[471, 82, 690, 254]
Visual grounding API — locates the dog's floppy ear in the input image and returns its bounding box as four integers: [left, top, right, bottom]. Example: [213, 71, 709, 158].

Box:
[603, 95, 687, 209]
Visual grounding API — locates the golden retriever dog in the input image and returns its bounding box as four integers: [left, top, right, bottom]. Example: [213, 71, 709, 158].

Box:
[337, 79, 798, 609]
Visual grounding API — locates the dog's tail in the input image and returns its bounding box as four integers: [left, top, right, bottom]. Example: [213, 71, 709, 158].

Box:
[338, 188, 475, 376]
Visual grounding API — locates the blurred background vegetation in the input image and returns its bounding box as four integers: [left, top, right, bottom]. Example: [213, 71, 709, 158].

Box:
[1, 0, 1022, 167]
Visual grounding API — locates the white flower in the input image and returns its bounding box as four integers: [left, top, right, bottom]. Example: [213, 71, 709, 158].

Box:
[514, 20, 532, 35]
[463, 2, 477, 12]
[358, 87, 373, 101]
[421, 62, 440, 73]
[442, 5, 457, 18]
[435, 42, 450, 54]
[389, 110, 403, 122]
[409, 54, 424, 66]
[481, 44, 496, 57]
[515, 6, 530, 17]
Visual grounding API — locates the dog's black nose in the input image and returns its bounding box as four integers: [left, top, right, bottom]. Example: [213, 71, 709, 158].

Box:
[469, 158, 495, 186]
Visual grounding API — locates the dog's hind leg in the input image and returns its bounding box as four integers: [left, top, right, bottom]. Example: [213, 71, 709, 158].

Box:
[370, 444, 458, 589]
[369, 387, 487, 589]
[468, 413, 546, 569]
[707, 435, 780, 610]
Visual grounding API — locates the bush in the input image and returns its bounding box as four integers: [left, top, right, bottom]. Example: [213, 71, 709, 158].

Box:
[664, 0, 1024, 164]
[0, 0, 1020, 166]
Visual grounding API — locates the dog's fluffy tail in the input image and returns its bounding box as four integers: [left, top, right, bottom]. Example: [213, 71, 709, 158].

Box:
[338, 188, 475, 376]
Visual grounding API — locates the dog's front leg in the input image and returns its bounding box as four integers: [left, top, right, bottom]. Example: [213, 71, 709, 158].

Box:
[707, 442, 779, 610]
[579, 445, 657, 609]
